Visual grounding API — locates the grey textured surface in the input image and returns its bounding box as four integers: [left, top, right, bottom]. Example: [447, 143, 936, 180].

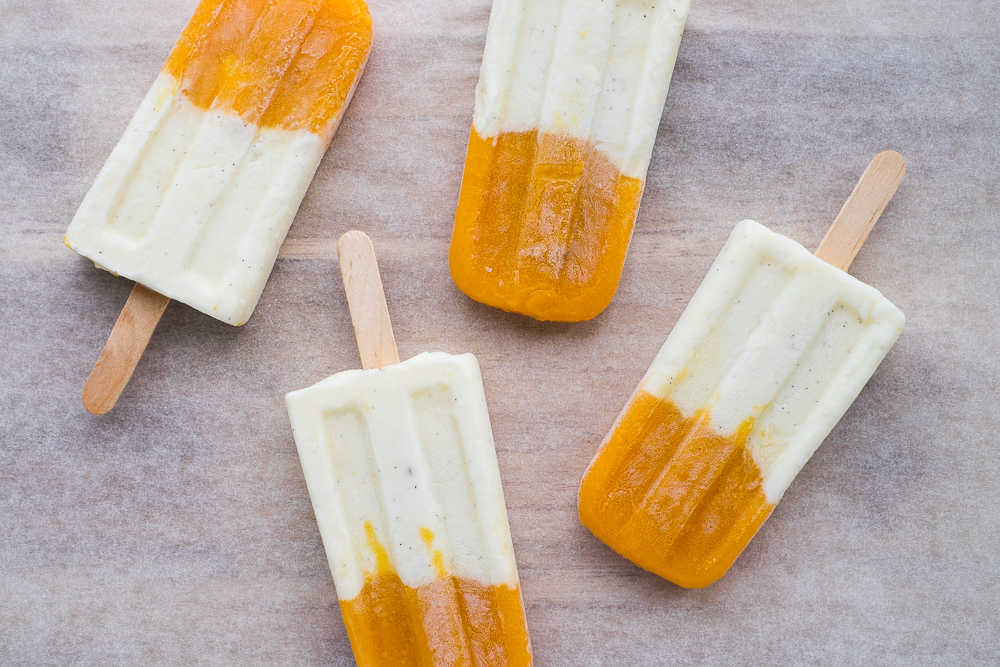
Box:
[2, 0, 999, 664]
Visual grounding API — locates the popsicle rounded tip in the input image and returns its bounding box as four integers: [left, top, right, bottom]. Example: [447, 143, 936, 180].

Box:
[874, 149, 905, 165]
[871, 150, 906, 179]
[82, 385, 116, 415]
[337, 229, 375, 257]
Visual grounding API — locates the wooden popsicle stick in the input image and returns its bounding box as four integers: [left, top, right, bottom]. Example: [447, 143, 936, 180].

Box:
[82, 283, 170, 415]
[337, 231, 400, 370]
[815, 150, 906, 271]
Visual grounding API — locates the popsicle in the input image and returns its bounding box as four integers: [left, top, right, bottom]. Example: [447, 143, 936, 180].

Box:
[450, 0, 691, 322]
[285, 232, 532, 665]
[579, 152, 907, 588]
[65, 0, 373, 413]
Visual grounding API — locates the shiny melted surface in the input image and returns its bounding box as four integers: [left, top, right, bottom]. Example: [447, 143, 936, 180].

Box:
[339, 523, 533, 666]
[578, 391, 775, 589]
[164, 0, 372, 138]
[450, 127, 643, 322]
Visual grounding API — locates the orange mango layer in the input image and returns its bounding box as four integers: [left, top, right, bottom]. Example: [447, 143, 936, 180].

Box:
[339, 523, 532, 666]
[578, 391, 775, 588]
[341, 576, 532, 667]
[164, 0, 372, 138]
[451, 128, 644, 322]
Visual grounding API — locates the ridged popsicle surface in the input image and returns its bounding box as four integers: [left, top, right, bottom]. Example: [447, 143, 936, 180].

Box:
[580, 220, 905, 587]
[451, 0, 690, 321]
[65, 0, 372, 325]
[286, 353, 532, 666]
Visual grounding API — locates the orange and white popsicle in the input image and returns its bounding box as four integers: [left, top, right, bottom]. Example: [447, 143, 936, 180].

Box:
[286, 232, 532, 665]
[579, 153, 906, 588]
[65, 0, 373, 326]
[451, 0, 691, 322]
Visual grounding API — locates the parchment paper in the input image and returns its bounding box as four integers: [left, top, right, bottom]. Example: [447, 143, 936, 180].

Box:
[1, 0, 998, 664]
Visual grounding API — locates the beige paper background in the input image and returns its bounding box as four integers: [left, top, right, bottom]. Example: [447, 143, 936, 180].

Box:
[2, 0, 998, 663]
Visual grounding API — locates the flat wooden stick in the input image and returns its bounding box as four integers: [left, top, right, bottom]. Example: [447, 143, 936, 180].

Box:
[82, 283, 170, 415]
[815, 150, 906, 270]
[337, 231, 399, 370]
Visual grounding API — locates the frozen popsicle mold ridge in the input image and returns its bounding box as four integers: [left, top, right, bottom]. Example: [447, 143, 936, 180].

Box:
[65, 0, 373, 326]
[580, 224, 904, 587]
[580, 160, 906, 587]
[288, 355, 533, 665]
[452, 0, 691, 322]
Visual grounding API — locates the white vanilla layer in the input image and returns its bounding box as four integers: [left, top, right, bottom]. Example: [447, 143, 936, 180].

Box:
[473, 0, 690, 178]
[64, 72, 326, 325]
[285, 353, 521, 601]
[641, 220, 905, 503]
